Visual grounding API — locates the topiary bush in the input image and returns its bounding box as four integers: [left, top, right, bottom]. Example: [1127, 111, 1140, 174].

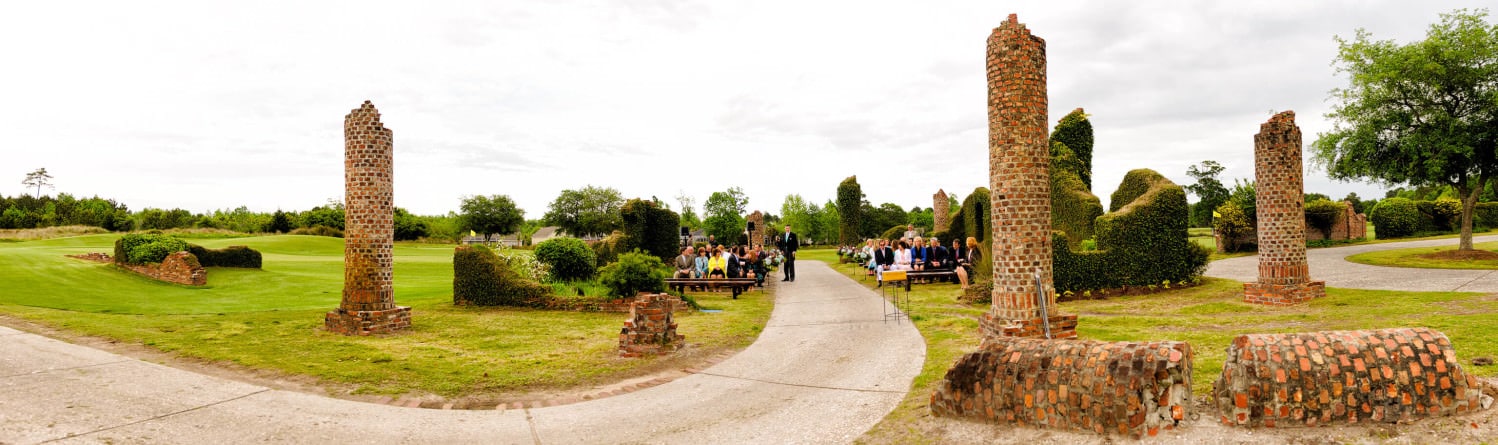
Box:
[880, 224, 906, 241]
[1050, 108, 1094, 189]
[1053, 169, 1209, 292]
[960, 187, 991, 243]
[535, 237, 597, 281]
[1050, 141, 1104, 249]
[837, 176, 863, 245]
[187, 244, 262, 268]
[1303, 199, 1344, 239]
[1475, 202, 1498, 229]
[452, 245, 552, 307]
[115, 233, 190, 265]
[597, 250, 669, 297]
[619, 199, 681, 264]
[1213, 201, 1253, 253]
[1370, 197, 1420, 239]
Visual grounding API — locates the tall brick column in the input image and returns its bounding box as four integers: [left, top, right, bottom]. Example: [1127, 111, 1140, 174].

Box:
[1243, 111, 1324, 305]
[325, 101, 412, 335]
[933, 189, 950, 233]
[979, 14, 1076, 340]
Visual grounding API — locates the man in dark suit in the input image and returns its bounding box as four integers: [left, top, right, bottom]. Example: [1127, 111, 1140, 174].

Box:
[873, 239, 894, 287]
[725, 247, 742, 298]
[777, 225, 799, 281]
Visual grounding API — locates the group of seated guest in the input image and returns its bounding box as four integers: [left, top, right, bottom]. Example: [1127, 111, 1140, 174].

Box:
[864, 235, 982, 289]
[672, 244, 771, 287]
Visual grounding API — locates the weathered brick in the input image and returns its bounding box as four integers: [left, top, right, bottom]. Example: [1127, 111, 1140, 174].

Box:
[326, 101, 411, 335]
[619, 293, 686, 357]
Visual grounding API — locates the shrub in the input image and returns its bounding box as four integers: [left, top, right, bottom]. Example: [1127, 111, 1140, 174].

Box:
[591, 231, 625, 266]
[1370, 197, 1420, 238]
[452, 245, 552, 307]
[1429, 198, 1463, 231]
[291, 225, 343, 238]
[597, 250, 668, 297]
[837, 176, 863, 245]
[114, 233, 190, 265]
[1050, 108, 1093, 189]
[187, 244, 262, 268]
[619, 199, 681, 263]
[1213, 201, 1253, 253]
[1053, 170, 1208, 292]
[960, 187, 991, 243]
[535, 237, 597, 281]
[1475, 202, 1498, 229]
[880, 224, 906, 241]
[1303, 199, 1344, 239]
[1050, 141, 1103, 249]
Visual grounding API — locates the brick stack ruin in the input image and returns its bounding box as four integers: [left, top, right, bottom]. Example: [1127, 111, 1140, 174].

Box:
[978, 14, 1077, 341]
[325, 101, 412, 335]
[933, 189, 950, 233]
[1305, 201, 1368, 242]
[930, 15, 1192, 438]
[746, 210, 767, 246]
[118, 251, 206, 286]
[1243, 111, 1325, 305]
[619, 293, 685, 357]
[1214, 328, 1489, 427]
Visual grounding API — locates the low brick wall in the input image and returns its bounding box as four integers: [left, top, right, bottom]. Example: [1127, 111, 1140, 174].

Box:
[931, 338, 1193, 438]
[1214, 328, 1489, 427]
[619, 293, 685, 357]
[118, 251, 206, 286]
[325, 306, 412, 336]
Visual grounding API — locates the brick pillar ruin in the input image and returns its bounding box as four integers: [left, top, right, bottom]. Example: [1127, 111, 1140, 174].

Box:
[619, 293, 686, 357]
[1243, 111, 1325, 305]
[746, 210, 766, 246]
[325, 101, 412, 335]
[979, 14, 1076, 340]
[933, 189, 950, 233]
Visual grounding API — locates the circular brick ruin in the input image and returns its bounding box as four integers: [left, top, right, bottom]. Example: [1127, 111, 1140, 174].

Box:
[325, 101, 411, 335]
[1214, 327, 1489, 427]
[1244, 111, 1325, 305]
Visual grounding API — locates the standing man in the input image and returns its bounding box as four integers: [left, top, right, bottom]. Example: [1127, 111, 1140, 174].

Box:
[778, 225, 799, 282]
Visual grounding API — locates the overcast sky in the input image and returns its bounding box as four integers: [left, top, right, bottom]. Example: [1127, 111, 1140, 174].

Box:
[2, 1, 1489, 218]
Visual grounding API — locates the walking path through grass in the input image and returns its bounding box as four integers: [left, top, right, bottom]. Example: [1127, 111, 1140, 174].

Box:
[1206, 234, 1498, 292]
[0, 261, 924, 444]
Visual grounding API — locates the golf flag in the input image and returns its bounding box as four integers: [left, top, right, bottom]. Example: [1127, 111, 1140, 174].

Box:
[470, 230, 476, 237]
[1212, 210, 1221, 218]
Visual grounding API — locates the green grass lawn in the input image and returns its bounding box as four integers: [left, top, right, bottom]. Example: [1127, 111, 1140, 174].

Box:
[797, 249, 1498, 444]
[0, 234, 772, 398]
[1346, 240, 1498, 270]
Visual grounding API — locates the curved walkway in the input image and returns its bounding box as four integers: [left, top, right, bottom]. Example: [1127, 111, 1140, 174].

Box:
[0, 261, 925, 444]
[1206, 234, 1498, 292]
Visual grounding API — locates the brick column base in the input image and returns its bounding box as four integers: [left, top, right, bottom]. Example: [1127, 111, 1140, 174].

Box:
[980, 312, 1078, 340]
[325, 306, 412, 335]
[1243, 281, 1325, 306]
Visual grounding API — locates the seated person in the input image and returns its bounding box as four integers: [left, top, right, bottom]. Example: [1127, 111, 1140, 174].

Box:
[673, 246, 696, 279]
[707, 248, 728, 278]
[694, 247, 710, 278]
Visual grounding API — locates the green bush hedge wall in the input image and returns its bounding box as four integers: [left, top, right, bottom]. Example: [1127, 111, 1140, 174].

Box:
[452, 245, 552, 307]
[1054, 169, 1209, 292]
[114, 233, 190, 265]
[959, 187, 991, 243]
[1476, 202, 1498, 229]
[597, 250, 669, 297]
[1050, 141, 1104, 249]
[187, 244, 262, 268]
[1370, 197, 1420, 238]
[619, 198, 681, 263]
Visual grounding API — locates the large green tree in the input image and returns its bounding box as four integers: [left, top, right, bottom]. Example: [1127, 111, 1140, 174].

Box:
[1313, 9, 1498, 250]
[836, 176, 863, 244]
[674, 192, 702, 231]
[779, 194, 816, 240]
[543, 185, 624, 238]
[459, 194, 524, 241]
[1184, 160, 1231, 227]
[702, 187, 748, 243]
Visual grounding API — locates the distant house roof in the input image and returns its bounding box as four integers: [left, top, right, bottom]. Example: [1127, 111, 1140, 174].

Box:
[533, 226, 560, 239]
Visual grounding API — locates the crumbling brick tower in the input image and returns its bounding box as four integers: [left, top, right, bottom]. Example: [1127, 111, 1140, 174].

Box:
[979, 14, 1077, 340]
[1243, 111, 1325, 305]
[933, 189, 950, 234]
[325, 101, 412, 335]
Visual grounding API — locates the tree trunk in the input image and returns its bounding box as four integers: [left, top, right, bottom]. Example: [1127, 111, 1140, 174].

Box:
[1460, 180, 1484, 251]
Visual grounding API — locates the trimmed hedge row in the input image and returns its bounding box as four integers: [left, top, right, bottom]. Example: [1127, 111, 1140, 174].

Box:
[619, 198, 681, 264]
[187, 245, 262, 268]
[946, 187, 992, 246]
[453, 245, 552, 307]
[114, 233, 189, 265]
[1055, 169, 1210, 292]
[1050, 141, 1103, 249]
[1370, 197, 1421, 238]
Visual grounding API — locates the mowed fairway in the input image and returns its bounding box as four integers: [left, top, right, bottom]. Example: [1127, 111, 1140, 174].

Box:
[0, 234, 772, 397]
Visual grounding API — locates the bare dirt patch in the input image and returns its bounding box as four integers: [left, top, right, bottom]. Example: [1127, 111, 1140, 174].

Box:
[1419, 249, 1498, 262]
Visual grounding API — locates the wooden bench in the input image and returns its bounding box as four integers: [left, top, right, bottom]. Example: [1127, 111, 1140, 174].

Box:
[902, 269, 958, 290]
[665, 278, 757, 298]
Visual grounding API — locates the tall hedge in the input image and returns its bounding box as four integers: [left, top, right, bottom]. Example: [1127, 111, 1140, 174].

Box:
[837, 176, 863, 244]
[187, 244, 262, 268]
[1370, 197, 1420, 238]
[961, 187, 991, 243]
[1050, 141, 1104, 249]
[619, 198, 681, 263]
[1054, 169, 1209, 292]
[1476, 202, 1498, 229]
[1050, 108, 1094, 190]
[452, 245, 552, 307]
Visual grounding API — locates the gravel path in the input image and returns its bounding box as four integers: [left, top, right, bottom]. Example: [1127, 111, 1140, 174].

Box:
[1206, 234, 1498, 292]
[0, 260, 925, 444]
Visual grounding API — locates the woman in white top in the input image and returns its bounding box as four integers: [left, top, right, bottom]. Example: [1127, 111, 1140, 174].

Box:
[892, 239, 914, 271]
